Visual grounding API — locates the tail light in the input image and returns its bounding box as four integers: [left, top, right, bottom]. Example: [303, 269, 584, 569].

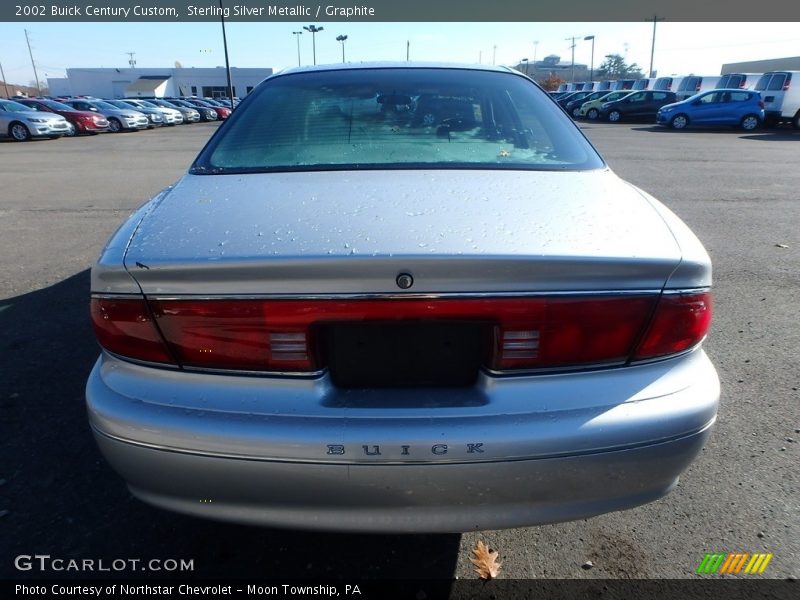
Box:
[91, 292, 711, 374]
[90, 298, 172, 363]
[758, 100, 765, 109]
[633, 292, 712, 360]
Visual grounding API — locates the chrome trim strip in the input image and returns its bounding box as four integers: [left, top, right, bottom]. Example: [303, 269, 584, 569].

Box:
[91, 418, 717, 466]
[142, 290, 665, 301]
[92, 289, 710, 301]
[181, 365, 326, 379]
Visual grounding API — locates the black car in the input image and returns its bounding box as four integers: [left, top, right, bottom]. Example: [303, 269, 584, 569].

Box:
[598, 90, 678, 123]
[564, 91, 613, 119]
[556, 90, 594, 111]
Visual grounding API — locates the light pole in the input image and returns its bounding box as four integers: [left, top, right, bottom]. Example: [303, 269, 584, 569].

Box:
[336, 35, 348, 63]
[521, 58, 529, 76]
[219, 0, 234, 108]
[647, 15, 665, 78]
[565, 37, 576, 83]
[292, 31, 302, 67]
[303, 25, 324, 65]
[492, 45, 497, 65]
[584, 35, 595, 82]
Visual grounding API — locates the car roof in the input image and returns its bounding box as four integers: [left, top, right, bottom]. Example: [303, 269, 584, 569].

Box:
[272, 61, 517, 78]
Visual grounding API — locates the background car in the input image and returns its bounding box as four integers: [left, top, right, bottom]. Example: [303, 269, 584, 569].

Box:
[555, 90, 593, 111]
[148, 99, 200, 124]
[180, 97, 231, 120]
[0, 99, 71, 141]
[564, 90, 613, 118]
[599, 90, 678, 122]
[167, 98, 218, 122]
[577, 90, 633, 120]
[122, 99, 184, 125]
[104, 100, 163, 128]
[656, 89, 765, 130]
[17, 98, 109, 135]
[62, 99, 149, 132]
[87, 63, 718, 534]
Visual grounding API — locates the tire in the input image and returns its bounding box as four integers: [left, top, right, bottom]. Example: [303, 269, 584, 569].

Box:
[65, 124, 77, 137]
[670, 114, 689, 130]
[587, 108, 599, 120]
[608, 110, 622, 123]
[740, 114, 760, 131]
[422, 112, 437, 126]
[571, 106, 582, 118]
[108, 118, 122, 133]
[793, 111, 800, 130]
[9, 122, 31, 141]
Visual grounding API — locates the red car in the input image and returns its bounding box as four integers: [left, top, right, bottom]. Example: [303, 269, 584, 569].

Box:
[18, 98, 110, 135]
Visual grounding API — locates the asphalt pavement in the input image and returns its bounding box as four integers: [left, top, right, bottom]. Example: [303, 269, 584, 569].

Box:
[1, 120, 797, 582]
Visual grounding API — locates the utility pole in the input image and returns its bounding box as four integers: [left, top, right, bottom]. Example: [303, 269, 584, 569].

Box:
[648, 15, 665, 78]
[406, 40, 409, 61]
[219, 0, 234, 107]
[492, 45, 497, 65]
[565, 36, 576, 83]
[24, 29, 41, 95]
[292, 31, 302, 67]
[125, 52, 136, 69]
[0, 59, 10, 97]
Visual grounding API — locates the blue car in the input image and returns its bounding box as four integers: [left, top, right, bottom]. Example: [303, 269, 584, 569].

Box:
[656, 89, 765, 130]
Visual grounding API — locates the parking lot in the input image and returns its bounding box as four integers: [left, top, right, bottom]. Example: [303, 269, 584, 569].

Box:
[1, 121, 798, 580]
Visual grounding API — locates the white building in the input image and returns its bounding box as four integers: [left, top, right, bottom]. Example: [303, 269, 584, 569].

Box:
[46, 66, 274, 99]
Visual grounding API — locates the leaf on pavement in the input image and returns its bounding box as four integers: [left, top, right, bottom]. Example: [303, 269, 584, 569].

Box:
[470, 539, 502, 580]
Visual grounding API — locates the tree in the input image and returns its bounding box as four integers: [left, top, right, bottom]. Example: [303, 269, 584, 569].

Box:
[538, 73, 566, 91]
[596, 54, 644, 79]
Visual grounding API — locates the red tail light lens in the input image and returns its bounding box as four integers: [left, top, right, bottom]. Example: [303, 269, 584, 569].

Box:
[90, 298, 172, 363]
[633, 292, 712, 360]
[491, 296, 657, 370]
[92, 293, 711, 374]
[148, 299, 314, 371]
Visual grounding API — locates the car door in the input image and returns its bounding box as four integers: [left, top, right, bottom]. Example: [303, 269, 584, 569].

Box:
[687, 92, 726, 124]
[622, 92, 648, 117]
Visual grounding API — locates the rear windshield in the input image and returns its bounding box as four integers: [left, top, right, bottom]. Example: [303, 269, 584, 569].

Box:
[192, 68, 604, 174]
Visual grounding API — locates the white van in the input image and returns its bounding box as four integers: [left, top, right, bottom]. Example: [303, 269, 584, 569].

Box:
[716, 73, 762, 90]
[754, 71, 800, 128]
[653, 76, 682, 92]
[675, 76, 721, 100]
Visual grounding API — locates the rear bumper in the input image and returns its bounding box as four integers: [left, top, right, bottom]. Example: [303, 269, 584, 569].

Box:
[86, 349, 719, 532]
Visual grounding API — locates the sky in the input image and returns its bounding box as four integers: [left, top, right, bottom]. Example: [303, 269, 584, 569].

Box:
[0, 21, 798, 86]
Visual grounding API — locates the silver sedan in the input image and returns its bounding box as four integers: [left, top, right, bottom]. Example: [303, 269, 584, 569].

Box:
[87, 64, 719, 533]
[0, 99, 71, 140]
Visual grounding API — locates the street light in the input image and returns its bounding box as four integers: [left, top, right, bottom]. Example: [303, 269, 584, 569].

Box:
[584, 35, 595, 82]
[521, 58, 529, 76]
[292, 31, 302, 67]
[303, 25, 324, 65]
[336, 34, 348, 63]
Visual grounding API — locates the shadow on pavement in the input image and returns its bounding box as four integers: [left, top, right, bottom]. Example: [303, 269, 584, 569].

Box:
[1, 270, 461, 579]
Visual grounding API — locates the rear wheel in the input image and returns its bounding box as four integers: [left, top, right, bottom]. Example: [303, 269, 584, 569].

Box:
[608, 110, 622, 123]
[108, 118, 122, 133]
[793, 111, 800, 130]
[9, 122, 31, 141]
[740, 114, 760, 131]
[670, 114, 689, 130]
[571, 106, 582, 118]
[587, 108, 599, 120]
